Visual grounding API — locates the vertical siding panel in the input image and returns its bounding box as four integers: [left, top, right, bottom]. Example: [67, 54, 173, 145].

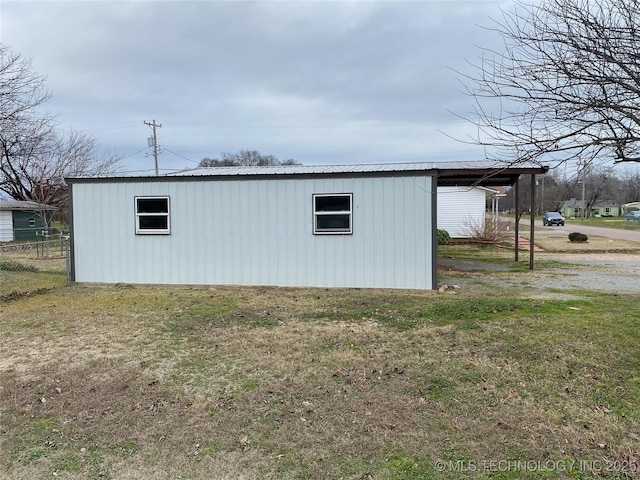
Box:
[360, 176, 374, 287]
[236, 179, 249, 284]
[382, 177, 394, 288]
[234, 180, 247, 283]
[227, 180, 240, 284]
[199, 180, 210, 283]
[282, 179, 297, 285]
[110, 184, 126, 283]
[256, 179, 269, 284]
[365, 177, 379, 287]
[413, 176, 426, 288]
[217, 180, 230, 284]
[412, 175, 426, 289]
[401, 177, 412, 289]
[391, 177, 400, 288]
[185, 181, 201, 284]
[245, 180, 256, 284]
[299, 179, 311, 286]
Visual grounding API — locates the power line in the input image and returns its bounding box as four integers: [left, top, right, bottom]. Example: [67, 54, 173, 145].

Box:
[162, 147, 199, 164]
[121, 147, 148, 160]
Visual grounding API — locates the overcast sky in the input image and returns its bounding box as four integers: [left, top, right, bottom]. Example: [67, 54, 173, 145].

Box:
[2, 1, 517, 174]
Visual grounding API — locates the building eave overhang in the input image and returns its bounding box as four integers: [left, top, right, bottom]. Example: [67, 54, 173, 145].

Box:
[66, 161, 548, 187]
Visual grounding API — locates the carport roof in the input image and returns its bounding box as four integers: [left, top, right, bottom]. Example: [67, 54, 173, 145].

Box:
[433, 162, 547, 187]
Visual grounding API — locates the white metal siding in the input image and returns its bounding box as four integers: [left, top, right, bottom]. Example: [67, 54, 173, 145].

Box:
[0, 211, 13, 242]
[71, 175, 435, 289]
[437, 187, 486, 238]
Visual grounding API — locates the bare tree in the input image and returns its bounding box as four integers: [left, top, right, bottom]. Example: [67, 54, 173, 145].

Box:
[457, 0, 640, 168]
[199, 150, 299, 167]
[618, 169, 640, 203]
[0, 44, 50, 125]
[0, 44, 121, 229]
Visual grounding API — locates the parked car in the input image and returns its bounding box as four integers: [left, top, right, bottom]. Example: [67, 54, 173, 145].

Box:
[542, 212, 565, 226]
[623, 211, 640, 222]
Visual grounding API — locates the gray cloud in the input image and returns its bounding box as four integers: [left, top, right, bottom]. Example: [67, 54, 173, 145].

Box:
[2, 0, 510, 173]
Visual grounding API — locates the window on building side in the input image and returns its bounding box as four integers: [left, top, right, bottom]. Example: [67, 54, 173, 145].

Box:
[313, 194, 352, 234]
[135, 196, 170, 234]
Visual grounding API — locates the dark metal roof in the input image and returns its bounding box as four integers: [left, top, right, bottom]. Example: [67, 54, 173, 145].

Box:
[436, 164, 548, 187]
[66, 160, 547, 186]
[0, 200, 56, 211]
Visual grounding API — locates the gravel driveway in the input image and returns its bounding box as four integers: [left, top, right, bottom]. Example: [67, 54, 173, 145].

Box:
[439, 222, 640, 294]
[439, 252, 640, 294]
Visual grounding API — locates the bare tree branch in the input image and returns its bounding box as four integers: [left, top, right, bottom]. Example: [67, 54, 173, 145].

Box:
[0, 43, 122, 228]
[454, 0, 640, 167]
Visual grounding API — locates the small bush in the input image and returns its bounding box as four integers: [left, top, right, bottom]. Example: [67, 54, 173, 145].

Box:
[437, 229, 451, 245]
[463, 216, 514, 243]
[0, 260, 38, 272]
[568, 232, 588, 243]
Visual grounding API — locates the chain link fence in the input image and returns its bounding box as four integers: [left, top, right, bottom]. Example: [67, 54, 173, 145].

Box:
[0, 237, 70, 300]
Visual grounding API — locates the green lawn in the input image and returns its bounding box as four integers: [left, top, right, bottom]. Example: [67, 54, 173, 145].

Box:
[1, 269, 639, 478]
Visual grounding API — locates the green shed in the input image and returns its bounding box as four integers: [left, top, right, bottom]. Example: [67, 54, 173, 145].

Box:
[0, 200, 56, 242]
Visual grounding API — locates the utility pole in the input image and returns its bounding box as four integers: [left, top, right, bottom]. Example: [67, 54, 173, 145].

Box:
[144, 120, 162, 176]
[581, 177, 586, 221]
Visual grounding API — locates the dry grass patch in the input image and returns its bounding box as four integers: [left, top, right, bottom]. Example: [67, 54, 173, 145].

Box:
[1, 285, 639, 479]
[530, 234, 640, 253]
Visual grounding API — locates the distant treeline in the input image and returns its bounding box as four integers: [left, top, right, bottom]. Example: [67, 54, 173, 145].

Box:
[199, 150, 300, 167]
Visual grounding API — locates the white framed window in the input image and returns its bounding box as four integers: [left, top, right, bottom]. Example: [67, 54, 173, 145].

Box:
[135, 196, 170, 234]
[313, 193, 352, 234]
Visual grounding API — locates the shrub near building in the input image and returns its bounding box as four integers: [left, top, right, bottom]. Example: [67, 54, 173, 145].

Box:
[437, 229, 451, 245]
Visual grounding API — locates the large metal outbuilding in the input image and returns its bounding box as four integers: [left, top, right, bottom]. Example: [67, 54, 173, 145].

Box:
[66, 161, 547, 290]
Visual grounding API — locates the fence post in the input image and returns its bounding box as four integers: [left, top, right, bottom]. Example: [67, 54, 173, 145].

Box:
[66, 238, 72, 285]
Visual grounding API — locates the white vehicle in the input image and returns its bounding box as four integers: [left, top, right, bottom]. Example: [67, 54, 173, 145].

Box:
[623, 211, 640, 222]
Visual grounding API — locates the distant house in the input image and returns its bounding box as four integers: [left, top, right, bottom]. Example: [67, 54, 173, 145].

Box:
[560, 198, 620, 218]
[0, 200, 55, 242]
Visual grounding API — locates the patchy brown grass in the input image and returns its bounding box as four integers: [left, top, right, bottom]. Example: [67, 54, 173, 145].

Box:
[1, 285, 639, 479]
